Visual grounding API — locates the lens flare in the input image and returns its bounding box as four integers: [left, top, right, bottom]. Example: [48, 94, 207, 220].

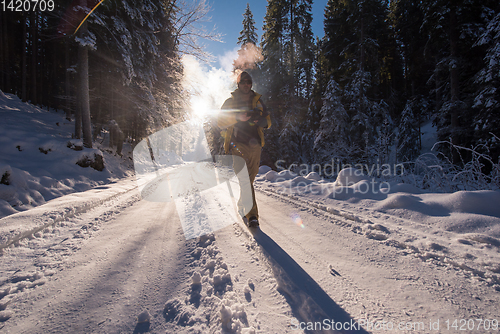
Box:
[190, 98, 212, 120]
[74, 0, 105, 35]
[181, 55, 233, 123]
[291, 213, 305, 229]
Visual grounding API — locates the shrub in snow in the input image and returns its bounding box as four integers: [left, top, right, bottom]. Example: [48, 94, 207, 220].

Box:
[67, 140, 83, 151]
[335, 168, 370, 186]
[396, 140, 500, 192]
[76, 151, 105, 171]
[1, 171, 10, 185]
[38, 147, 51, 155]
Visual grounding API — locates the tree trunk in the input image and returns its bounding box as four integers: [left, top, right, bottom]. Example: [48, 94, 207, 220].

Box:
[449, 6, 460, 164]
[0, 14, 5, 91]
[22, 16, 27, 101]
[78, 0, 93, 148]
[30, 11, 37, 105]
[1, 13, 11, 93]
[65, 38, 71, 120]
[75, 79, 82, 139]
[78, 40, 93, 148]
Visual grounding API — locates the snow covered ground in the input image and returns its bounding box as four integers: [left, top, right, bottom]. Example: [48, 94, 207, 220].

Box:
[0, 90, 135, 219]
[1, 91, 500, 333]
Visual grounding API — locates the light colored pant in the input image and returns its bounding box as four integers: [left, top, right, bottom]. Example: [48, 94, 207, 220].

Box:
[231, 141, 261, 219]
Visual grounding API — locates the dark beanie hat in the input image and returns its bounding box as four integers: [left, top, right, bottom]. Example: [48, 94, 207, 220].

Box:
[237, 71, 252, 84]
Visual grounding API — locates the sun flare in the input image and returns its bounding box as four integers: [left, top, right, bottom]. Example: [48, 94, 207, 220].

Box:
[190, 98, 218, 122]
[181, 55, 234, 123]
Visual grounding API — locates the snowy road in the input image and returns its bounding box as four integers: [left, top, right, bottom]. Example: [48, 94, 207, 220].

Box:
[1, 183, 499, 333]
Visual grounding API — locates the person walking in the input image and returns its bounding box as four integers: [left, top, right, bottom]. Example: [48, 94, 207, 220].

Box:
[218, 71, 271, 227]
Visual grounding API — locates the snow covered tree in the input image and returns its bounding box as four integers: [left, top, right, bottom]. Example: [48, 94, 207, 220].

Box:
[234, 3, 262, 81]
[313, 79, 352, 163]
[419, 0, 496, 163]
[303, 38, 328, 161]
[261, 0, 289, 108]
[238, 3, 258, 46]
[389, 0, 431, 99]
[260, 0, 291, 164]
[287, 0, 315, 99]
[317, 0, 397, 164]
[260, 0, 315, 165]
[397, 96, 429, 162]
[473, 8, 500, 162]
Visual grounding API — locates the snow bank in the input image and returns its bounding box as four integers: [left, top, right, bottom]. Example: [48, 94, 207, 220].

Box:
[256, 166, 500, 239]
[334, 167, 371, 186]
[0, 177, 138, 249]
[0, 90, 135, 219]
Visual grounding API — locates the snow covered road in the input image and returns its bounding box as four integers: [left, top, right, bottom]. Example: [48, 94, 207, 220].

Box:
[1, 183, 500, 333]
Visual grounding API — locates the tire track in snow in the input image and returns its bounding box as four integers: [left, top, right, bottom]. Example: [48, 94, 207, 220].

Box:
[249, 190, 500, 332]
[0, 179, 140, 251]
[0, 189, 142, 324]
[0, 197, 193, 333]
[256, 185, 500, 291]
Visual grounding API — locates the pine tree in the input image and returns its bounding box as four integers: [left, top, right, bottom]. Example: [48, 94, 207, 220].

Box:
[238, 3, 258, 46]
[317, 0, 396, 164]
[260, 0, 315, 165]
[313, 79, 351, 163]
[81, 0, 185, 140]
[397, 96, 429, 162]
[260, 0, 289, 164]
[389, 0, 431, 99]
[472, 6, 500, 162]
[234, 3, 262, 79]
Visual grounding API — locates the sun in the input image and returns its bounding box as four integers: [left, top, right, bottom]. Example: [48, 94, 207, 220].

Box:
[190, 97, 219, 123]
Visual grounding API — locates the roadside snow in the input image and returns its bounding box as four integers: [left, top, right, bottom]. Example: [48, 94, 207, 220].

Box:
[0, 90, 134, 219]
[255, 167, 500, 292]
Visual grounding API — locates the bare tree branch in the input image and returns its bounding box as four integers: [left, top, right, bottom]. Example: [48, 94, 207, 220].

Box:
[173, 0, 223, 62]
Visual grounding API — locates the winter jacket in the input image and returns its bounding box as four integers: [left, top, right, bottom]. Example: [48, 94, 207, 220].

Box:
[218, 89, 271, 154]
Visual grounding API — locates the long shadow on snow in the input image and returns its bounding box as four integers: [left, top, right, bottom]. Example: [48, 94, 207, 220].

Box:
[252, 229, 369, 333]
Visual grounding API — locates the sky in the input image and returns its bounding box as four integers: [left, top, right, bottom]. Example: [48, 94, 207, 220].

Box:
[202, 0, 328, 66]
